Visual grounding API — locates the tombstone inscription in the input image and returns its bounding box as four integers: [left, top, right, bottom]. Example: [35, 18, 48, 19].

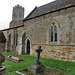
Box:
[28, 46, 44, 74]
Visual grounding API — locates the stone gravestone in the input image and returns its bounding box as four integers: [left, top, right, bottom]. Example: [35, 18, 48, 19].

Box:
[0, 53, 6, 74]
[6, 55, 23, 62]
[33, 46, 42, 64]
[28, 46, 44, 74]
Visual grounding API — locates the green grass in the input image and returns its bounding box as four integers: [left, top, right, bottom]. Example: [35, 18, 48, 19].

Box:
[1, 52, 75, 75]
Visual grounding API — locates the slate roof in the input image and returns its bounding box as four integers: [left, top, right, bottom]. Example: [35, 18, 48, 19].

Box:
[24, 0, 75, 21]
[1, 25, 24, 31]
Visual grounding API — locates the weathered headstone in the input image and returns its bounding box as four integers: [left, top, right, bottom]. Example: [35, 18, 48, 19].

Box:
[0, 53, 6, 74]
[28, 46, 44, 74]
[6, 55, 23, 62]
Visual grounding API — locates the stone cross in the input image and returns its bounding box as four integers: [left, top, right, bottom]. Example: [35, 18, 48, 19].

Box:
[28, 46, 43, 74]
[34, 46, 42, 64]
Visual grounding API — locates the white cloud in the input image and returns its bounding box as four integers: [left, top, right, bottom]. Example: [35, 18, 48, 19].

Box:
[0, 0, 55, 30]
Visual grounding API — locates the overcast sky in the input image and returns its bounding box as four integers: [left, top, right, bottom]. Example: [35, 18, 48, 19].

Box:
[0, 0, 55, 30]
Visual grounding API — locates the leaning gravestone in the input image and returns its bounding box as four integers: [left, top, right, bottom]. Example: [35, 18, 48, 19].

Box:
[0, 53, 6, 74]
[28, 46, 44, 74]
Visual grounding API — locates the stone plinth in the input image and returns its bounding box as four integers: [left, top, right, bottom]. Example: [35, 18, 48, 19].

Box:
[28, 63, 43, 74]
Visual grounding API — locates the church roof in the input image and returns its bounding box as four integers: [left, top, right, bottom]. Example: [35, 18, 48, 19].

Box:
[1, 25, 24, 31]
[24, 0, 75, 21]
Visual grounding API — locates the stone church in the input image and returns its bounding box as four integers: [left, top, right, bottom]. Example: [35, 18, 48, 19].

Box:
[0, 0, 75, 61]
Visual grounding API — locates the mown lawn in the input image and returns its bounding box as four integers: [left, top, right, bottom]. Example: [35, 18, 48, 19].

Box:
[1, 52, 75, 75]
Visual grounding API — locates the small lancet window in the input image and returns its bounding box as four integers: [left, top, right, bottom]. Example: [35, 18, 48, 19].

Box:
[19, 13, 22, 17]
[14, 31, 15, 45]
[54, 26, 57, 41]
[51, 26, 53, 42]
[16, 30, 18, 46]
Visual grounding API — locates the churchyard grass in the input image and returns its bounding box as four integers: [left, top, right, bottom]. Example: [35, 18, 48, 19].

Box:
[1, 52, 75, 75]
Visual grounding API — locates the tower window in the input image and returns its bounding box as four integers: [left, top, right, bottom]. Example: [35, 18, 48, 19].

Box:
[19, 12, 22, 17]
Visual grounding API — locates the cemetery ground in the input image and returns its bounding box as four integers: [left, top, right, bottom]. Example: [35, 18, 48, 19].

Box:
[1, 52, 75, 75]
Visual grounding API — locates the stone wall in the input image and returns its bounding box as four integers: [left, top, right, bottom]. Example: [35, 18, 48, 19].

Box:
[22, 6, 75, 61]
[2, 26, 24, 52]
[10, 20, 23, 28]
[23, 6, 75, 45]
[31, 44, 75, 62]
[0, 43, 5, 52]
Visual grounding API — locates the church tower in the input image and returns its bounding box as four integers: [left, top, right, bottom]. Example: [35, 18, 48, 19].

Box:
[12, 4, 24, 21]
[10, 4, 24, 28]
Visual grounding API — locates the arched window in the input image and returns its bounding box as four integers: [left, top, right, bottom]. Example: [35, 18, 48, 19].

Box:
[54, 26, 57, 41]
[14, 30, 15, 45]
[51, 26, 53, 42]
[50, 20, 58, 42]
[13, 29, 18, 46]
[27, 39, 30, 54]
[16, 30, 18, 46]
[19, 12, 22, 17]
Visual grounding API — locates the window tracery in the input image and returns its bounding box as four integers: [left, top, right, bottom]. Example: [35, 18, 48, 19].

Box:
[50, 20, 58, 42]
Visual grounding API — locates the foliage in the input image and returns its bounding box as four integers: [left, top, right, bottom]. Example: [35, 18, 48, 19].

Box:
[1, 52, 75, 75]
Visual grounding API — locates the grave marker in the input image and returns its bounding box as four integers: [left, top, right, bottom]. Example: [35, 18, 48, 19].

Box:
[33, 46, 42, 64]
[6, 55, 23, 62]
[28, 46, 44, 74]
